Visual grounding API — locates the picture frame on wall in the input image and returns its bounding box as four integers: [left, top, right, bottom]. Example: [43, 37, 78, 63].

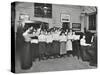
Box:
[61, 13, 70, 22]
[72, 23, 81, 31]
[19, 14, 30, 21]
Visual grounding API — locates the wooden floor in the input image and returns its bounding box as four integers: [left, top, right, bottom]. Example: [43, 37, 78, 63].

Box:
[15, 54, 96, 73]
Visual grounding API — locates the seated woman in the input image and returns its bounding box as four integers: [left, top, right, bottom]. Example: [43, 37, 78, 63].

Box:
[87, 33, 97, 66]
[80, 35, 91, 61]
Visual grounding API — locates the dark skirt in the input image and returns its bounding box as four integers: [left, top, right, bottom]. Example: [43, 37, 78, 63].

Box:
[60, 42, 66, 55]
[81, 46, 91, 61]
[87, 46, 97, 65]
[39, 42, 46, 55]
[31, 43, 39, 61]
[72, 40, 80, 57]
[52, 41, 60, 55]
[46, 43, 53, 56]
[20, 42, 32, 70]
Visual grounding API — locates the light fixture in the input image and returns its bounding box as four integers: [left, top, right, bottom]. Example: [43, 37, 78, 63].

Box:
[81, 8, 87, 16]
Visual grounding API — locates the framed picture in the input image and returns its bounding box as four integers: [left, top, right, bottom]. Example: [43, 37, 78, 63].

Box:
[34, 3, 52, 18]
[61, 14, 70, 22]
[19, 14, 30, 21]
[72, 23, 81, 31]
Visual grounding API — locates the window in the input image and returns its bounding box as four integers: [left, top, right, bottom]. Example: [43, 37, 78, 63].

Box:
[34, 3, 52, 18]
[89, 13, 97, 30]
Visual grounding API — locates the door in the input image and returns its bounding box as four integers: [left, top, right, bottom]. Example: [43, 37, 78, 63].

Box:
[62, 22, 70, 31]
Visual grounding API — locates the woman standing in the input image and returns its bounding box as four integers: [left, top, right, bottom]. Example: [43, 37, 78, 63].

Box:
[38, 30, 46, 60]
[59, 32, 67, 57]
[46, 30, 53, 59]
[52, 29, 60, 58]
[66, 30, 73, 57]
[72, 32, 80, 57]
[21, 27, 33, 70]
[30, 29, 39, 61]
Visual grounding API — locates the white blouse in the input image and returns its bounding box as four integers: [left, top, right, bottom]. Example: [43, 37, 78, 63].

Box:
[80, 38, 89, 46]
[52, 33, 60, 41]
[38, 34, 46, 42]
[31, 39, 38, 43]
[22, 29, 31, 42]
[59, 35, 67, 42]
[67, 34, 73, 40]
[73, 35, 80, 40]
[46, 35, 53, 43]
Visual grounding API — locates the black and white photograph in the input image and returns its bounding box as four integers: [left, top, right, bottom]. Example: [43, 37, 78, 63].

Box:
[11, 1, 97, 73]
